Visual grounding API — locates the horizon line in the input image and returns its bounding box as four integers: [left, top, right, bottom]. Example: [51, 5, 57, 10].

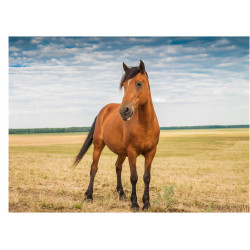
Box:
[9, 124, 249, 130]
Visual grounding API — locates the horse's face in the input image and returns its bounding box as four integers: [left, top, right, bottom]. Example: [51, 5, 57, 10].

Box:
[119, 62, 150, 121]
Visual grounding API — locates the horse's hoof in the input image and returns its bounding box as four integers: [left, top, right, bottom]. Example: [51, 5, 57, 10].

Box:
[84, 194, 93, 202]
[84, 197, 93, 203]
[131, 204, 140, 212]
[119, 193, 127, 201]
[142, 204, 150, 211]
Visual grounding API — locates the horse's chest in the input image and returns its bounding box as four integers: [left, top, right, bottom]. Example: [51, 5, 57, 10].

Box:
[126, 129, 158, 154]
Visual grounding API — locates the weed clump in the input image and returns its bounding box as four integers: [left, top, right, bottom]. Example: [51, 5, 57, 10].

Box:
[151, 184, 176, 212]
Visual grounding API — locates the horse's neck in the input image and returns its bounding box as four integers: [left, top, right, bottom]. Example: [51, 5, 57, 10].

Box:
[137, 94, 155, 127]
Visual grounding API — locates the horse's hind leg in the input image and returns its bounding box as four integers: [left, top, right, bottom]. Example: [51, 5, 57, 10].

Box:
[142, 147, 157, 210]
[85, 140, 104, 201]
[115, 155, 126, 200]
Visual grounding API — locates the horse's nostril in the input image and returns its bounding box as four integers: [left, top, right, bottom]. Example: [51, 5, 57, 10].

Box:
[124, 106, 129, 115]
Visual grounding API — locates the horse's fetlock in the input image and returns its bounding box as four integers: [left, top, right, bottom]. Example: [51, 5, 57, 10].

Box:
[143, 193, 149, 203]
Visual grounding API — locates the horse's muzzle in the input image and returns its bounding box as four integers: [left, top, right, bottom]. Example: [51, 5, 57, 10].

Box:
[119, 103, 134, 121]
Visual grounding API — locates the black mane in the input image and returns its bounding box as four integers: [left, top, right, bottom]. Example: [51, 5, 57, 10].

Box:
[119, 66, 148, 89]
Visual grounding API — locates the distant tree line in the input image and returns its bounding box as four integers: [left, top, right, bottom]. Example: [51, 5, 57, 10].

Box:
[160, 125, 249, 130]
[9, 124, 249, 134]
[9, 127, 90, 134]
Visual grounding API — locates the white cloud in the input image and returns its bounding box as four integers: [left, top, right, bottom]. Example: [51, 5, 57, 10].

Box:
[129, 37, 156, 43]
[152, 97, 167, 103]
[9, 46, 20, 52]
[210, 38, 230, 48]
[30, 37, 44, 44]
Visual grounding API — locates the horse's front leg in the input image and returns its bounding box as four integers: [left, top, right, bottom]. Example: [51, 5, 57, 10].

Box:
[142, 147, 157, 211]
[127, 149, 139, 211]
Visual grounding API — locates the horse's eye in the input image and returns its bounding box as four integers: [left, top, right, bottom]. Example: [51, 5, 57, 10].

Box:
[136, 82, 142, 88]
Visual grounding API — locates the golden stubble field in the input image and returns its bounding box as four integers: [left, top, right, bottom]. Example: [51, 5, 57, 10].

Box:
[9, 128, 249, 212]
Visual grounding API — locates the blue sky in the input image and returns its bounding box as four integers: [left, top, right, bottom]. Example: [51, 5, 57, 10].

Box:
[9, 37, 249, 128]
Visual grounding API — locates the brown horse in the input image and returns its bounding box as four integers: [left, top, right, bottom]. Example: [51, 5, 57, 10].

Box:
[74, 60, 160, 211]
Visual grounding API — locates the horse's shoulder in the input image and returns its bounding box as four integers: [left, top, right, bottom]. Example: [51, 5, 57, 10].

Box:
[97, 103, 122, 127]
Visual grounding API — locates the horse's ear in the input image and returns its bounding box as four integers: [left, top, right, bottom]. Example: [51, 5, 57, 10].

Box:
[139, 60, 145, 73]
[123, 62, 130, 72]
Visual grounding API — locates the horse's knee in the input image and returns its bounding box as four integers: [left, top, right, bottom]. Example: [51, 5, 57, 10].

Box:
[143, 171, 150, 184]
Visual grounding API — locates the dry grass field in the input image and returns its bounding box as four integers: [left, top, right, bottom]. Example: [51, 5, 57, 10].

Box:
[9, 128, 249, 212]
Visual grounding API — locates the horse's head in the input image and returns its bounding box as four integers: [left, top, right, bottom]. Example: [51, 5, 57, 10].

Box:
[119, 60, 150, 121]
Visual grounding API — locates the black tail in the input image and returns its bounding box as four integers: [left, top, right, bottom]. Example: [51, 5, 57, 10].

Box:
[73, 116, 97, 167]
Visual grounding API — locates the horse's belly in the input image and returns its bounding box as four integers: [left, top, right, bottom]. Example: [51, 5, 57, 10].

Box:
[103, 129, 127, 156]
[105, 140, 127, 156]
